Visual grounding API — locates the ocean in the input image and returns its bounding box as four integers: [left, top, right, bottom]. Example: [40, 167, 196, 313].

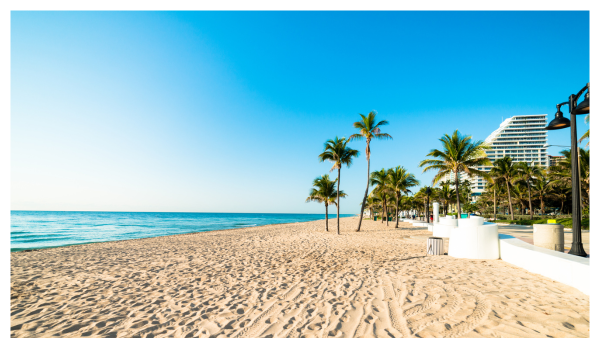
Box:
[11, 211, 355, 252]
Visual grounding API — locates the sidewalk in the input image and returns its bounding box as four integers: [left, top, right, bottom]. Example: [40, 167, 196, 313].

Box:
[497, 224, 590, 254]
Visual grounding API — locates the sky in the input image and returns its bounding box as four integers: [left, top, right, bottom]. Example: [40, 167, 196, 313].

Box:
[11, 11, 590, 214]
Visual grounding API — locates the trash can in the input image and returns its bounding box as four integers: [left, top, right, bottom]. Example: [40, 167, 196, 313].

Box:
[533, 221, 564, 252]
[373, 216, 377, 221]
[427, 237, 444, 255]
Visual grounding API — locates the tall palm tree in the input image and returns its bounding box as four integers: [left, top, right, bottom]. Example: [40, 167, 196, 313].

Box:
[419, 130, 491, 216]
[306, 174, 346, 232]
[387, 166, 420, 228]
[370, 168, 391, 226]
[514, 162, 543, 220]
[349, 111, 392, 232]
[318, 137, 359, 235]
[490, 157, 518, 221]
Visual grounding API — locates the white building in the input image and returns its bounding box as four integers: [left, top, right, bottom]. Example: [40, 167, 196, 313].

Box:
[470, 114, 548, 198]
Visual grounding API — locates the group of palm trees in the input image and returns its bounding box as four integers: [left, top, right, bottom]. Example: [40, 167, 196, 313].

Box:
[418, 131, 590, 221]
[363, 166, 420, 228]
[306, 111, 392, 234]
[307, 114, 590, 234]
[475, 148, 590, 220]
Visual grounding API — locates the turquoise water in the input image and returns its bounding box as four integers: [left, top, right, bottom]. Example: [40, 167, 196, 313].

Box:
[11, 211, 354, 252]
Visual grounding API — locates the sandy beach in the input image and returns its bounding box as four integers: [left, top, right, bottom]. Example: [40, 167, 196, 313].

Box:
[11, 216, 589, 338]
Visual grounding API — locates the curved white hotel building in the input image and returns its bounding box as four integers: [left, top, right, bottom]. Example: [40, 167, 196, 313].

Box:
[468, 114, 548, 198]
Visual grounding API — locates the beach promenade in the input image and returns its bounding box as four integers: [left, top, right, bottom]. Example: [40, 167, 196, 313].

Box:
[11, 217, 589, 338]
[497, 224, 591, 254]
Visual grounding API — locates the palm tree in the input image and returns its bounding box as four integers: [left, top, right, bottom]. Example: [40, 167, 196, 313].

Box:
[490, 157, 518, 221]
[548, 148, 590, 213]
[514, 162, 543, 220]
[437, 182, 455, 216]
[349, 111, 392, 232]
[306, 174, 346, 232]
[533, 177, 552, 215]
[370, 168, 391, 226]
[318, 137, 359, 235]
[387, 166, 420, 228]
[512, 183, 529, 215]
[363, 195, 380, 220]
[419, 130, 491, 216]
[485, 178, 502, 220]
[551, 186, 570, 215]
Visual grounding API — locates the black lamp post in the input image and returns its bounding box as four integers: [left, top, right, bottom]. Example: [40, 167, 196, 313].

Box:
[545, 83, 589, 257]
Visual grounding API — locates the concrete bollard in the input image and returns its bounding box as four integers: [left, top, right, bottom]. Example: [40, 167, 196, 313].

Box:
[533, 223, 564, 252]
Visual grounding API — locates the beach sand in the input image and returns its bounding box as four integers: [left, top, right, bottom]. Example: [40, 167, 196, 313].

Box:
[11, 217, 589, 338]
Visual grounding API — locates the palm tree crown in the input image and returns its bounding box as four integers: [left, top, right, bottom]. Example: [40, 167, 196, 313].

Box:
[306, 174, 346, 232]
[419, 130, 491, 216]
[318, 136, 359, 172]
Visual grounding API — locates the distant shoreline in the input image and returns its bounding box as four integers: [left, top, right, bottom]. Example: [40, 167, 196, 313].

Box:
[11, 213, 357, 252]
[11, 210, 353, 214]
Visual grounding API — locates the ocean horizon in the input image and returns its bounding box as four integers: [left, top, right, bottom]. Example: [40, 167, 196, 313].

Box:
[11, 211, 355, 252]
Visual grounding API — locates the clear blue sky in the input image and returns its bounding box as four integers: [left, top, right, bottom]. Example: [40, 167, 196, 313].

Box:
[11, 11, 589, 213]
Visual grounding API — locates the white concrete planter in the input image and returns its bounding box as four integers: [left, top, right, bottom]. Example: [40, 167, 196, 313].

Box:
[448, 219, 500, 260]
[432, 216, 458, 238]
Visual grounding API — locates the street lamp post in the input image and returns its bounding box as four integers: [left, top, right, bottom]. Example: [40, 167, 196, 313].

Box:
[545, 83, 589, 257]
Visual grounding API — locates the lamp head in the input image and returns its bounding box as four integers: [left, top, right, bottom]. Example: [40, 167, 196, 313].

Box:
[574, 91, 589, 115]
[545, 106, 570, 130]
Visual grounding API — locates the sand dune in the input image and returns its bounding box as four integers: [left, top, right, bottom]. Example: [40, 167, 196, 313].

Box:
[11, 217, 589, 337]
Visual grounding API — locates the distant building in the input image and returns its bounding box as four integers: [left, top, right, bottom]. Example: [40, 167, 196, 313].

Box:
[469, 114, 548, 199]
[548, 155, 566, 167]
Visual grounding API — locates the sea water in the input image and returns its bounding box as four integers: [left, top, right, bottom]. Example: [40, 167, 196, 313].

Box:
[11, 211, 354, 252]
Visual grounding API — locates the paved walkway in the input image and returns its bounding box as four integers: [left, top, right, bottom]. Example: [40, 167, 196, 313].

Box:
[497, 224, 590, 255]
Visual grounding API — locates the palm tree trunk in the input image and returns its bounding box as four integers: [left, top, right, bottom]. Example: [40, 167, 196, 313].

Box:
[506, 181, 514, 221]
[356, 142, 370, 232]
[455, 171, 461, 217]
[527, 184, 533, 220]
[395, 193, 400, 228]
[386, 198, 389, 226]
[493, 188, 497, 221]
[337, 168, 341, 235]
[382, 198, 386, 224]
[325, 203, 329, 232]
[560, 200, 564, 214]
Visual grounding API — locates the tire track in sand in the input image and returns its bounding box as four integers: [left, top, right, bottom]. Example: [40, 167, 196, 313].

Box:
[382, 274, 411, 338]
[231, 281, 302, 338]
